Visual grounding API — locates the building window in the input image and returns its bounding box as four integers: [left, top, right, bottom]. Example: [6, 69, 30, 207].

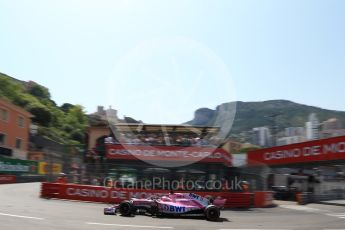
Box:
[18, 116, 25, 128]
[0, 108, 8, 122]
[0, 133, 6, 146]
[15, 138, 22, 149]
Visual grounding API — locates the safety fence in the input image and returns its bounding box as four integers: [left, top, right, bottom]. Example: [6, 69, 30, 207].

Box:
[40, 182, 274, 208]
[297, 191, 345, 205]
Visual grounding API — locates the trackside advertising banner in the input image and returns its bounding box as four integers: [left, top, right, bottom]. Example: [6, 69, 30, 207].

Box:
[248, 135, 345, 166]
[38, 162, 62, 175]
[106, 145, 232, 166]
[0, 156, 38, 174]
[41, 183, 253, 208]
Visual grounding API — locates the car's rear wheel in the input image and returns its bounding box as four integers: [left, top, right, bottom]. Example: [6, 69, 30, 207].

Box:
[119, 201, 133, 216]
[205, 205, 220, 221]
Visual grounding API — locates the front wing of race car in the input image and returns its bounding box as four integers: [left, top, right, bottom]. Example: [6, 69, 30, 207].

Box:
[104, 206, 118, 215]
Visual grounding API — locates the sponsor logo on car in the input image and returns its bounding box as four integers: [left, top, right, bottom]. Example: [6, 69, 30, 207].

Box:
[189, 193, 205, 202]
[160, 204, 186, 213]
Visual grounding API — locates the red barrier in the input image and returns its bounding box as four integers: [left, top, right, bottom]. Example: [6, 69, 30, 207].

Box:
[254, 191, 274, 208]
[0, 175, 16, 184]
[40, 183, 252, 208]
[41, 182, 61, 198]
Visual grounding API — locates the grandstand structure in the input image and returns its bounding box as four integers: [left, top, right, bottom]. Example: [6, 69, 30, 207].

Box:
[86, 123, 247, 191]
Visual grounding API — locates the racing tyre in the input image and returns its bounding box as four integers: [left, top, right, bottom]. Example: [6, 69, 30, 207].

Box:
[119, 201, 133, 216]
[205, 205, 220, 221]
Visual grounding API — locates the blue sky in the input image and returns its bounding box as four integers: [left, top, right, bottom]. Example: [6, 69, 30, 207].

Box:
[1, 0, 345, 124]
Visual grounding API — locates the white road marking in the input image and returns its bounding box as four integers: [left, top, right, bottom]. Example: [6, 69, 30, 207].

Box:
[279, 205, 326, 213]
[280, 205, 345, 221]
[325, 213, 345, 220]
[326, 213, 345, 217]
[86, 222, 174, 229]
[0, 212, 44, 220]
[218, 229, 292, 230]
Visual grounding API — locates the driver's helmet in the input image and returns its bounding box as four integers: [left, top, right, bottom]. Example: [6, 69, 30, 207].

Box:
[160, 196, 172, 202]
[205, 195, 214, 204]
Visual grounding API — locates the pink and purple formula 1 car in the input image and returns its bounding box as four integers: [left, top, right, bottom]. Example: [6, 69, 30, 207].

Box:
[104, 193, 226, 221]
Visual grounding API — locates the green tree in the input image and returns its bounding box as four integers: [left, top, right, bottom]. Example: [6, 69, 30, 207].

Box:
[70, 129, 85, 143]
[60, 103, 74, 113]
[28, 84, 50, 99]
[1, 73, 88, 145]
[65, 105, 88, 128]
[27, 103, 52, 126]
[0, 76, 22, 101]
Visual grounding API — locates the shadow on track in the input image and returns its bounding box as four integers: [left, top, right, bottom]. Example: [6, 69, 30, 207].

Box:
[151, 215, 231, 223]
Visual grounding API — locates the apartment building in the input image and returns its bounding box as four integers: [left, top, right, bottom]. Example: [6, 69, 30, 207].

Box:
[0, 98, 33, 160]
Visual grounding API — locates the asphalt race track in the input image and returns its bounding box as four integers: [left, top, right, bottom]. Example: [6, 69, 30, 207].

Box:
[0, 183, 344, 230]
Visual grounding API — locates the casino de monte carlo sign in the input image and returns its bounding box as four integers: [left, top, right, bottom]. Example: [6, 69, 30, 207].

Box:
[248, 135, 345, 166]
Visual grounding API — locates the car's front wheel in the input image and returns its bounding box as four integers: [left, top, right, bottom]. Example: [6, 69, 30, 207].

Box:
[119, 201, 133, 216]
[205, 205, 220, 221]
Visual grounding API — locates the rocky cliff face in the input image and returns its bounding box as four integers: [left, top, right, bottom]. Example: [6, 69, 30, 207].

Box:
[186, 100, 345, 138]
[192, 108, 216, 125]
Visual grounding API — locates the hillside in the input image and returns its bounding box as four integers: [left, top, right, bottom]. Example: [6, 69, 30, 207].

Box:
[3, 70, 344, 145]
[186, 100, 345, 139]
[0, 72, 87, 145]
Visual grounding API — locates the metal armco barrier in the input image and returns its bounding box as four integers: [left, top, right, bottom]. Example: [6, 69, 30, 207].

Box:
[254, 191, 275, 208]
[296, 192, 345, 205]
[297, 192, 313, 205]
[40, 182, 256, 208]
[0, 175, 16, 184]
